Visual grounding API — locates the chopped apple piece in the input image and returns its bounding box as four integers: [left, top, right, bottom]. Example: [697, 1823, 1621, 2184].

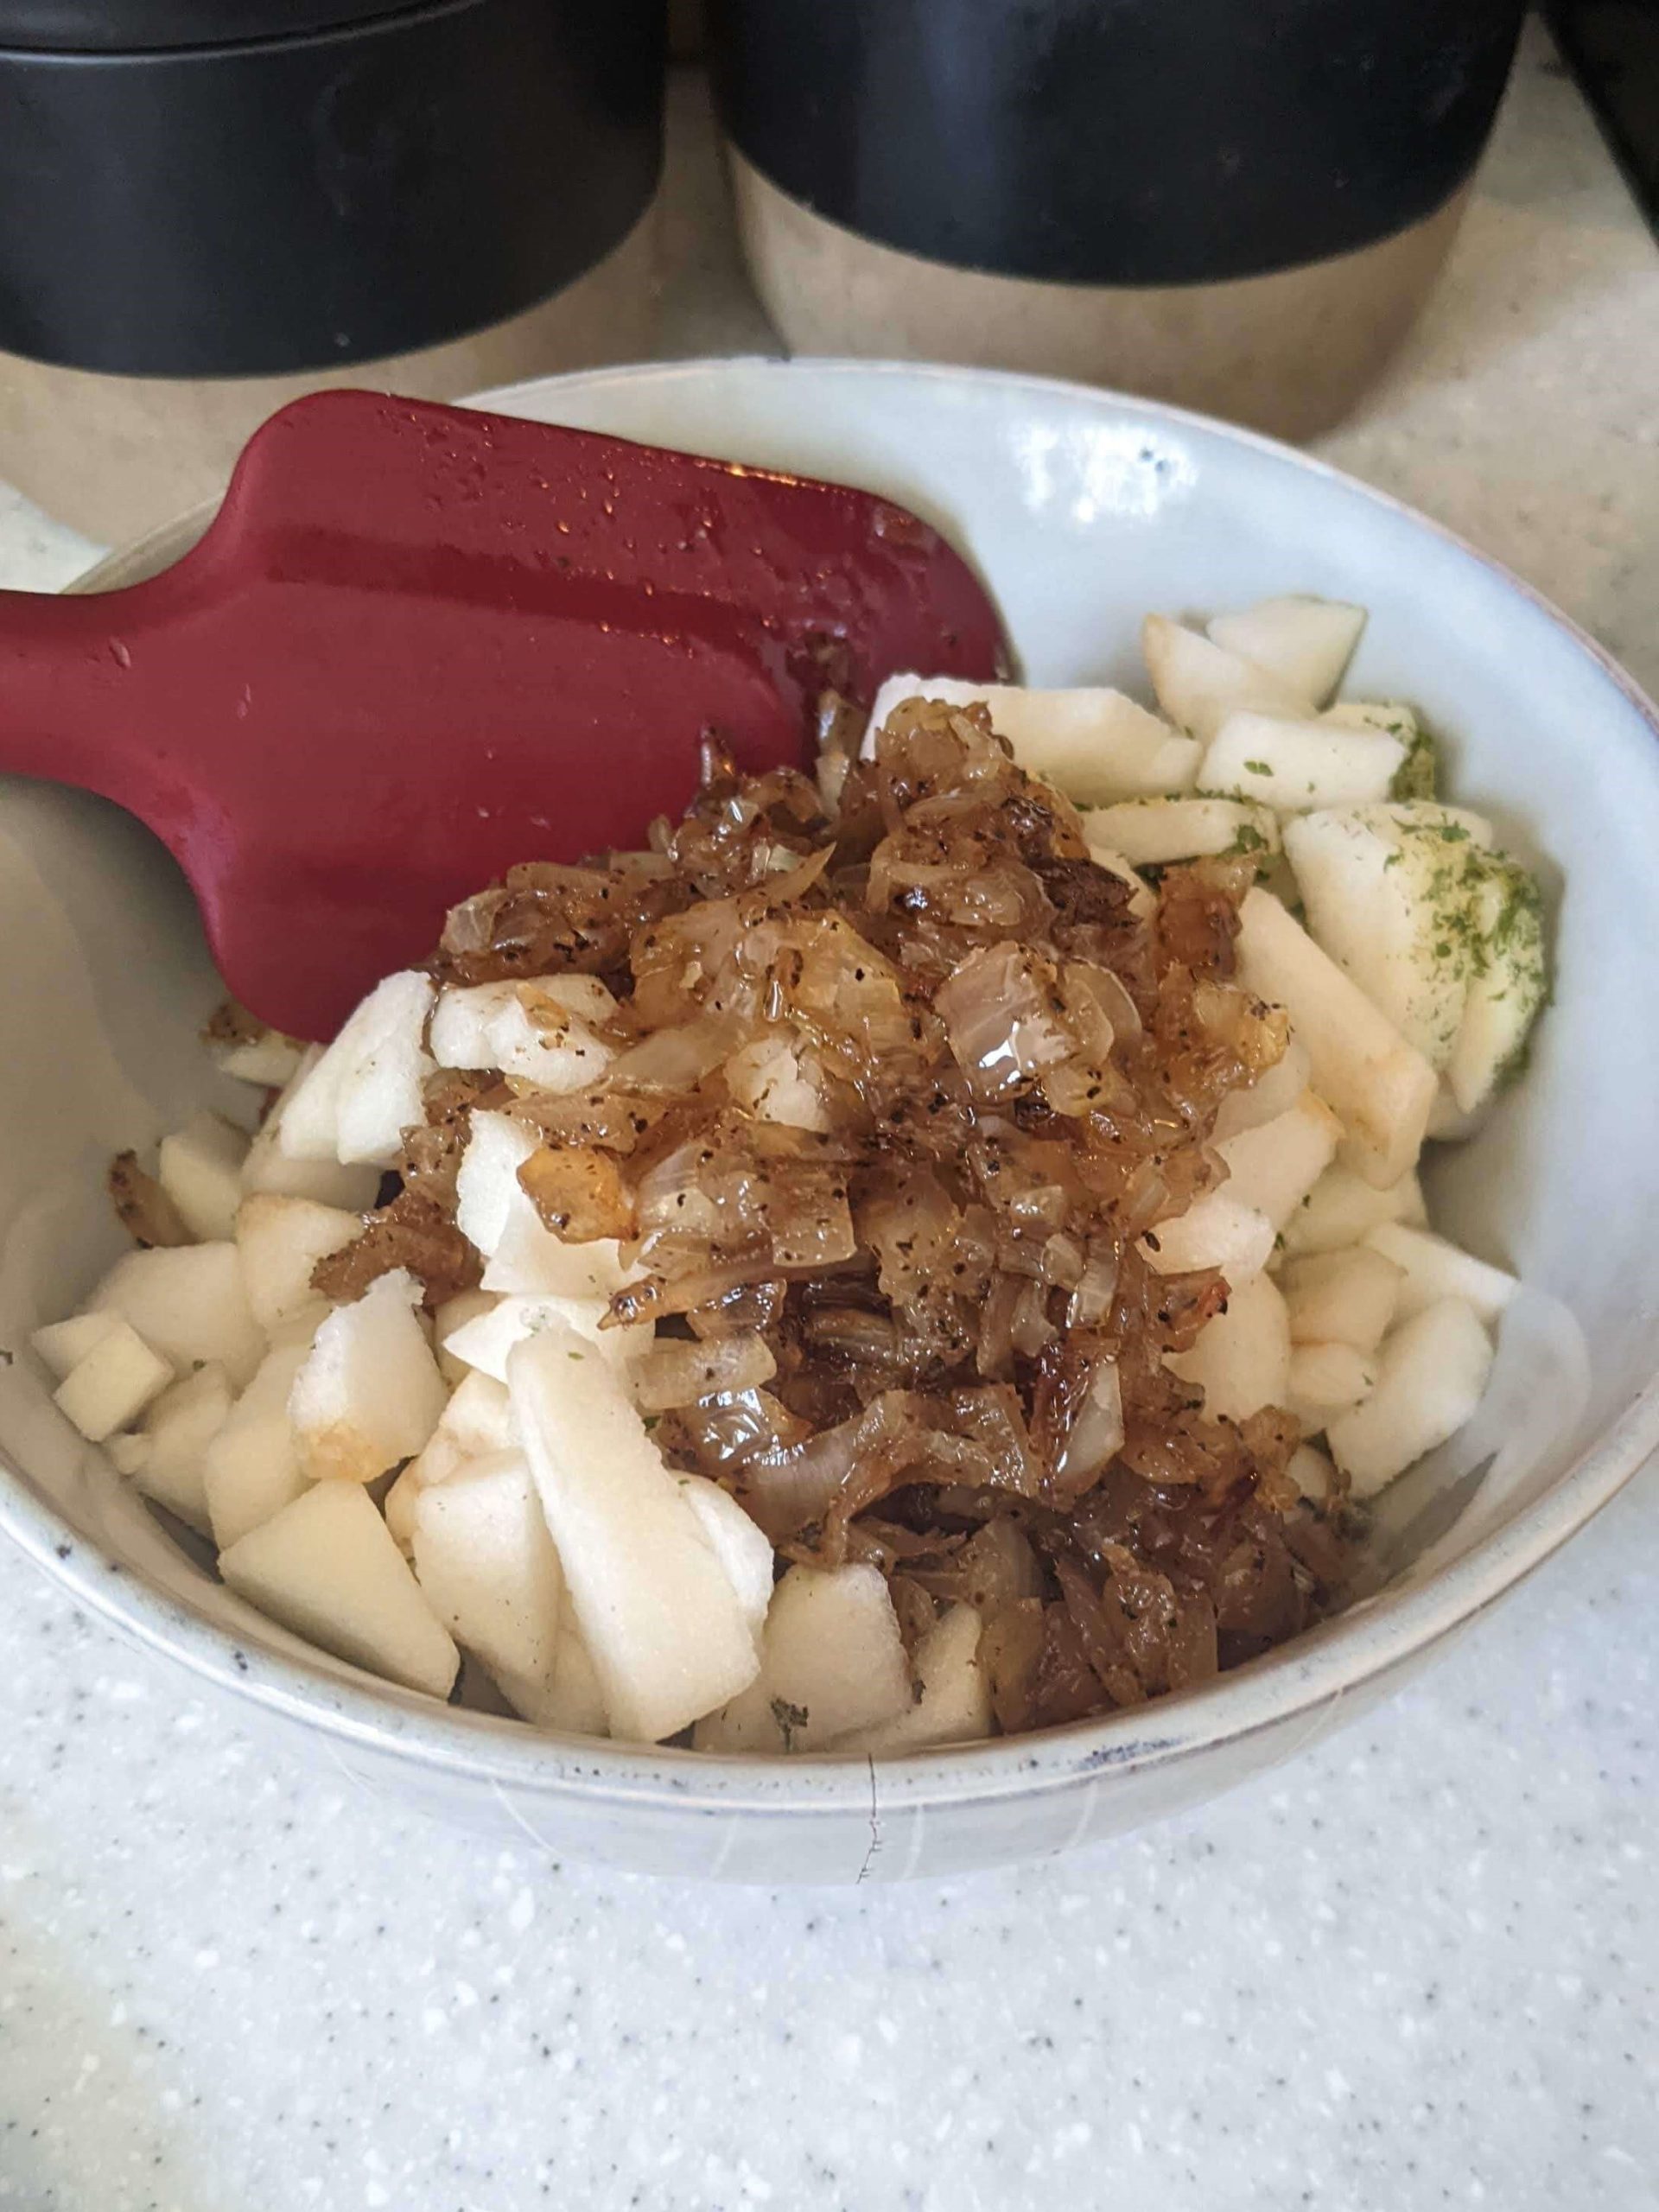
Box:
[1207, 595, 1366, 706]
[277, 971, 435, 1167]
[156, 1111, 250, 1242]
[1214, 1092, 1342, 1230]
[234, 1193, 360, 1336]
[211, 1027, 307, 1088]
[1140, 1192, 1275, 1284]
[1166, 1270, 1291, 1424]
[241, 1051, 382, 1211]
[288, 1268, 448, 1484]
[440, 1291, 647, 1383]
[1081, 796, 1280, 868]
[1326, 1297, 1494, 1498]
[1281, 1162, 1426, 1256]
[1202, 711, 1405, 813]
[496, 1625, 608, 1738]
[1281, 1246, 1403, 1353]
[1141, 613, 1313, 741]
[507, 1324, 761, 1743]
[30, 1310, 121, 1382]
[1287, 1442, 1337, 1503]
[53, 1321, 174, 1441]
[1444, 859, 1548, 1116]
[105, 1433, 150, 1478]
[863, 674, 1201, 801]
[433, 1287, 498, 1387]
[454, 1111, 539, 1258]
[1286, 1342, 1377, 1434]
[1211, 1038, 1311, 1141]
[1235, 889, 1436, 1188]
[677, 1478, 775, 1645]
[411, 1448, 564, 1685]
[402, 1370, 516, 1490]
[219, 1481, 459, 1699]
[202, 1337, 315, 1550]
[88, 1241, 264, 1387]
[480, 1198, 632, 1302]
[1363, 1223, 1517, 1327]
[833, 1604, 992, 1753]
[130, 1361, 233, 1534]
[429, 980, 616, 1091]
[694, 1564, 912, 1756]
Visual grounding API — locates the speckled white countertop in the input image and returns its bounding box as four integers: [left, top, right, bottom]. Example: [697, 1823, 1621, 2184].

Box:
[1, 27, 1656, 2211]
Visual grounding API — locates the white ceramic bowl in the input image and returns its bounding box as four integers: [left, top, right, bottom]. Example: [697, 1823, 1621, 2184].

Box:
[2, 359, 1656, 1884]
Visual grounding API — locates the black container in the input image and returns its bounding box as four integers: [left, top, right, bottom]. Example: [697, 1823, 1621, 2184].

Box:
[711, 0, 1525, 440]
[0, 0, 665, 378]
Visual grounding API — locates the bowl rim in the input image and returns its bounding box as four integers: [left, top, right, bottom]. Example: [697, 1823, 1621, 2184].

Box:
[5, 351, 1658, 1819]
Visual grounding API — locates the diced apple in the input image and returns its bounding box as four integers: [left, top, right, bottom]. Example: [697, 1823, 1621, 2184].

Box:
[289, 1268, 448, 1484]
[156, 1111, 250, 1243]
[219, 1480, 459, 1698]
[403, 1370, 517, 1490]
[1141, 614, 1312, 741]
[105, 1433, 150, 1478]
[863, 673, 1202, 801]
[1202, 711, 1405, 814]
[454, 1111, 539, 1259]
[1080, 796, 1280, 868]
[1214, 1092, 1342, 1230]
[277, 971, 435, 1167]
[1324, 699, 1419, 741]
[440, 1290, 647, 1384]
[411, 1448, 564, 1684]
[88, 1242, 264, 1388]
[1281, 1162, 1426, 1257]
[1140, 1192, 1275, 1284]
[495, 1625, 608, 1738]
[234, 1193, 361, 1336]
[1286, 1342, 1377, 1435]
[53, 1321, 174, 1441]
[1211, 1038, 1311, 1142]
[1166, 1269, 1291, 1424]
[211, 1028, 307, 1088]
[433, 1288, 498, 1387]
[202, 1336, 315, 1550]
[1235, 889, 1436, 1188]
[693, 1564, 913, 1756]
[429, 980, 616, 1092]
[1281, 1246, 1403, 1353]
[481, 1198, 632, 1302]
[1207, 595, 1366, 707]
[30, 1310, 121, 1382]
[1363, 1223, 1518, 1327]
[241, 1052, 383, 1211]
[1287, 1441, 1337, 1503]
[507, 1324, 761, 1744]
[832, 1603, 992, 1754]
[1284, 807, 1488, 1069]
[129, 1362, 233, 1534]
[677, 1478, 775, 1646]
[1326, 1297, 1494, 1498]
[1445, 860, 1548, 1117]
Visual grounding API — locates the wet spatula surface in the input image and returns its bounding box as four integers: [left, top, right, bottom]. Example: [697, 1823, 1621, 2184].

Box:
[0, 391, 1007, 1038]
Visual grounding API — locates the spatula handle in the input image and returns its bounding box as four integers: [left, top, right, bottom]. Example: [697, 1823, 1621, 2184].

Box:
[0, 585, 169, 812]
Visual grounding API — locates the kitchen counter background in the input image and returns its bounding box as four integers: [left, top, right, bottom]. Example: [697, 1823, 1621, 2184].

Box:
[0, 24, 1655, 2211]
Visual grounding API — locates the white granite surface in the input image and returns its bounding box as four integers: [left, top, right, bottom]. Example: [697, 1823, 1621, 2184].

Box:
[0, 26, 1656, 2210]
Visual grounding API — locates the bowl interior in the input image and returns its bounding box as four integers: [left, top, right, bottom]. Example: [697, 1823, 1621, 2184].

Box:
[3, 357, 1656, 1814]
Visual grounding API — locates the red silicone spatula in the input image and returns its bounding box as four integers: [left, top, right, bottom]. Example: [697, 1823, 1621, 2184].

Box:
[0, 391, 1007, 1039]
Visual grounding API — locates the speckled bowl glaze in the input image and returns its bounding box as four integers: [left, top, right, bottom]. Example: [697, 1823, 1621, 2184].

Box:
[2, 359, 1656, 1883]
